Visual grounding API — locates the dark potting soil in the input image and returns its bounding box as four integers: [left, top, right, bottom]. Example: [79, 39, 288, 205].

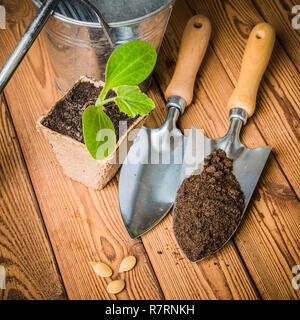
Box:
[173, 149, 245, 262]
[41, 81, 138, 143]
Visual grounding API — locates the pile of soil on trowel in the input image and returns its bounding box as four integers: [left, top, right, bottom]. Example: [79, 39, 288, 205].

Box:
[173, 149, 245, 261]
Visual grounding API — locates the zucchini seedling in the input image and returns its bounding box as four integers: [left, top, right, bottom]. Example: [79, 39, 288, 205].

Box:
[82, 40, 157, 160]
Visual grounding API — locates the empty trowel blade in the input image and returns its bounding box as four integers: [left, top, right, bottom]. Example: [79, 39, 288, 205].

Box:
[118, 125, 186, 238]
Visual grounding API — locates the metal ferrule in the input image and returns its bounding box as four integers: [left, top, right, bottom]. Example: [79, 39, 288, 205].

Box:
[163, 106, 180, 131]
[229, 108, 248, 125]
[166, 96, 187, 114]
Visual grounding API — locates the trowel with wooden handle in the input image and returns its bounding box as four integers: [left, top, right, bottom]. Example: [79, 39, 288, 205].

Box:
[118, 15, 211, 238]
[173, 23, 275, 262]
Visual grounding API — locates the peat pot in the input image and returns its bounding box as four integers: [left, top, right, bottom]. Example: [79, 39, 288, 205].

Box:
[37, 76, 147, 190]
[33, 0, 175, 93]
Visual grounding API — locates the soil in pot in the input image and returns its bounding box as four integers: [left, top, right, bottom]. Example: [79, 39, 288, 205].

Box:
[173, 149, 245, 262]
[41, 80, 139, 143]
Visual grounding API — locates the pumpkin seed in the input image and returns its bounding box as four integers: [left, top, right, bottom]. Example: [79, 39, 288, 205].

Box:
[107, 279, 125, 294]
[90, 261, 112, 278]
[119, 256, 137, 273]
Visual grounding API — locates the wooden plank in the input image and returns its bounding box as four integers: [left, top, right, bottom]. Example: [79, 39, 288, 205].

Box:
[0, 0, 163, 300]
[186, 0, 300, 197]
[0, 96, 67, 300]
[253, 0, 300, 70]
[154, 0, 300, 299]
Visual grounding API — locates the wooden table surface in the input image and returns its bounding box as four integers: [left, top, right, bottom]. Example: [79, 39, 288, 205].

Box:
[0, 0, 299, 300]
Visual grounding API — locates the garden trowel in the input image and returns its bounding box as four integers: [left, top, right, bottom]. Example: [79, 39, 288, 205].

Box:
[119, 15, 211, 238]
[173, 23, 275, 262]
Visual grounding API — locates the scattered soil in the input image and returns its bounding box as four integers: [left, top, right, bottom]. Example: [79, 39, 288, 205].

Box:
[173, 149, 245, 262]
[41, 80, 139, 143]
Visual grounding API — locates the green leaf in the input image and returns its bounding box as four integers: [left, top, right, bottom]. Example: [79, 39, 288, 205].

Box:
[82, 41, 157, 160]
[115, 85, 155, 117]
[82, 105, 116, 160]
[102, 41, 157, 96]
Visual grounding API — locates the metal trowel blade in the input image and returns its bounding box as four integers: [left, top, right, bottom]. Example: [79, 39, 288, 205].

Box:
[118, 124, 187, 239]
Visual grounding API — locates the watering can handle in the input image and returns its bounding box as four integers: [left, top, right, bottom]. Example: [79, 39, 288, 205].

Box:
[0, 0, 60, 93]
[227, 23, 275, 117]
[165, 15, 211, 107]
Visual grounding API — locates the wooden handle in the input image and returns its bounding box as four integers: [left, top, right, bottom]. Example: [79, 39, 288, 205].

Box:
[227, 23, 275, 117]
[165, 15, 211, 107]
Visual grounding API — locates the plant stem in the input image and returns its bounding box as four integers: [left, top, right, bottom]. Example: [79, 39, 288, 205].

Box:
[96, 97, 116, 107]
[96, 86, 110, 105]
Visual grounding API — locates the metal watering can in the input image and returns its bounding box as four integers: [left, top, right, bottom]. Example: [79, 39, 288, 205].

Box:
[0, 0, 175, 93]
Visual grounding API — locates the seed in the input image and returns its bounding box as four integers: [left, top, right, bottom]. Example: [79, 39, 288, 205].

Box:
[119, 256, 137, 273]
[90, 261, 112, 278]
[107, 279, 125, 294]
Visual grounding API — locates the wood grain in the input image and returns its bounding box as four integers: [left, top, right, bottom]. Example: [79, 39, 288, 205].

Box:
[186, 0, 300, 197]
[252, 0, 300, 71]
[0, 0, 163, 300]
[0, 96, 67, 300]
[154, 0, 300, 299]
